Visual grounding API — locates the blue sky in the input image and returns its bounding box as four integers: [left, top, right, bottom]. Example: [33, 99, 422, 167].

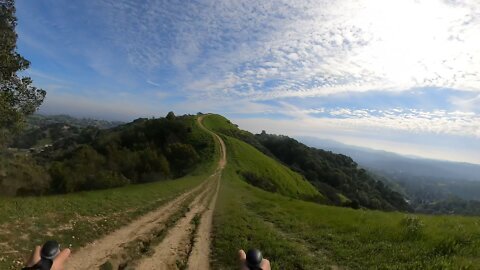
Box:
[16, 0, 480, 164]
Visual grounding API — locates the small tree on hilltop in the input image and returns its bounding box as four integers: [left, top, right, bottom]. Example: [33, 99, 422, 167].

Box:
[166, 111, 176, 120]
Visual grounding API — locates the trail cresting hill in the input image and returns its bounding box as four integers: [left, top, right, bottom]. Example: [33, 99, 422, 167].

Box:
[64, 115, 226, 270]
[3, 114, 480, 269]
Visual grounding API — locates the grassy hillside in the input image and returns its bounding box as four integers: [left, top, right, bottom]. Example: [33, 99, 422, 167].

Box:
[202, 114, 480, 269]
[0, 167, 210, 269]
[0, 116, 220, 269]
[203, 115, 323, 202]
[3, 113, 479, 269]
[212, 150, 480, 270]
[203, 114, 410, 211]
[256, 133, 411, 211]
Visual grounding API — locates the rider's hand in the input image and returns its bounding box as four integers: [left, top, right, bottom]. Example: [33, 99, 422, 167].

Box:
[238, 249, 271, 270]
[25, 245, 71, 270]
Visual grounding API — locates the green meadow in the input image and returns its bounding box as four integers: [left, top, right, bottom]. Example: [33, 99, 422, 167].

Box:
[1, 114, 479, 269]
[206, 114, 480, 270]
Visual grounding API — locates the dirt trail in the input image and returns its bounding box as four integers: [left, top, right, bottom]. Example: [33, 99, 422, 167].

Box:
[185, 170, 221, 270]
[65, 115, 225, 270]
[134, 174, 219, 270]
[65, 180, 209, 269]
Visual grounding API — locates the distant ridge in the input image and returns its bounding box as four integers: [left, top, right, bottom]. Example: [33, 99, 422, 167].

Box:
[28, 114, 125, 130]
[298, 136, 480, 182]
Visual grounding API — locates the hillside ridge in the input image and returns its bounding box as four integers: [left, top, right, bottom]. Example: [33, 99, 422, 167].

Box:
[203, 114, 410, 211]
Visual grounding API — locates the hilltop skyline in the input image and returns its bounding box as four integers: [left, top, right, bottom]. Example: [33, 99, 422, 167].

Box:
[16, 0, 480, 164]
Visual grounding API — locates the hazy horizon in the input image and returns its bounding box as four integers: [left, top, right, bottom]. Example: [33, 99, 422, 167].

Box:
[34, 111, 480, 166]
[17, 0, 480, 164]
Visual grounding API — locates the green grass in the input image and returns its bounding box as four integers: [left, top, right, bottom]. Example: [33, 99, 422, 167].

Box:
[201, 114, 235, 132]
[207, 114, 480, 270]
[213, 164, 480, 269]
[3, 114, 480, 269]
[203, 114, 322, 201]
[0, 116, 218, 269]
[223, 136, 322, 201]
[212, 167, 330, 269]
[0, 171, 208, 269]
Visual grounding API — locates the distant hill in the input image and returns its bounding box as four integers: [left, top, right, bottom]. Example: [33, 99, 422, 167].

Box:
[27, 114, 124, 129]
[10, 114, 124, 149]
[203, 115, 411, 212]
[299, 137, 480, 215]
[299, 137, 480, 182]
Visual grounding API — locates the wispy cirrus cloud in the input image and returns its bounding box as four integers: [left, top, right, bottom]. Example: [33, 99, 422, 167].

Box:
[15, 0, 480, 163]
[18, 0, 480, 99]
[303, 107, 480, 138]
[167, 0, 480, 100]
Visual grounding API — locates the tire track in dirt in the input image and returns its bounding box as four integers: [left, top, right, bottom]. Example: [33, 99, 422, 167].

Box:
[133, 175, 219, 270]
[65, 115, 226, 270]
[134, 115, 225, 270]
[188, 115, 227, 269]
[185, 170, 221, 270]
[65, 180, 209, 269]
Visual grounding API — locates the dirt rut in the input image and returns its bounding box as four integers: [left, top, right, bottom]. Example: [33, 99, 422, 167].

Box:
[66, 115, 226, 270]
[134, 175, 219, 270]
[186, 170, 221, 270]
[65, 179, 209, 269]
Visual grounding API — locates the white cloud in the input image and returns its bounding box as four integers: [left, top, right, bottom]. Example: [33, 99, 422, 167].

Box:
[146, 80, 161, 87]
[298, 107, 480, 138]
[19, 0, 480, 164]
[24, 0, 480, 101]
[169, 0, 480, 100]
[451, 93, 480, 112]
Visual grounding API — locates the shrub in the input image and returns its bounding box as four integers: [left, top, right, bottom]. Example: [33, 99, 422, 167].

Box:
[400, 215, 424, 240]
[240, 171, 277, 192]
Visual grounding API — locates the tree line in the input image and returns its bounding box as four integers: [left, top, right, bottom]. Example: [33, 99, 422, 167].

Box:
[1, 113, 215, 196]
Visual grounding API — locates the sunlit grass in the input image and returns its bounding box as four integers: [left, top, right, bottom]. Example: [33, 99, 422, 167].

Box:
[203, 114, 322, 201]
[209, 114, 480, 269]
[0, 116, 218, 269]
[213, 155, 480, 269]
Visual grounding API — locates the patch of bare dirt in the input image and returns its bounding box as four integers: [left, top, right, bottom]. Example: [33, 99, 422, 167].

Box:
[134, 177, 219, 270]
[65, 180, 209, 269]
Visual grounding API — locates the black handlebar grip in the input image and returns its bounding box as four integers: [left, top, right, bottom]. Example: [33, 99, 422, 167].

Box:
[41, 240, 60, 261]
[36, 240, 60, 270]
[246, 249, 263, 270]
[22, 241, 61, 270]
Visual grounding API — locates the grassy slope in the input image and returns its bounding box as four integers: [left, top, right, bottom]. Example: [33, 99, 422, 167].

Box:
[213, 167, 480, 269]
[206, 114, 480, 269]
[0, 116, 218, 269]
[203, 114, 322, 201]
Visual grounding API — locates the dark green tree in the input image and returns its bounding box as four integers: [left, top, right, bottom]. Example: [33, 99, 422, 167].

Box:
[0, 0, 46, 145]
[166, 111, 176, 120]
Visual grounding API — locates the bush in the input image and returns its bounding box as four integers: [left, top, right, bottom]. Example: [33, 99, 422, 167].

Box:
[166, 143, 199, 176]
[240, 171, 278, 192]
[0, 154, 51, 196]
[400, 215, 424, 240]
